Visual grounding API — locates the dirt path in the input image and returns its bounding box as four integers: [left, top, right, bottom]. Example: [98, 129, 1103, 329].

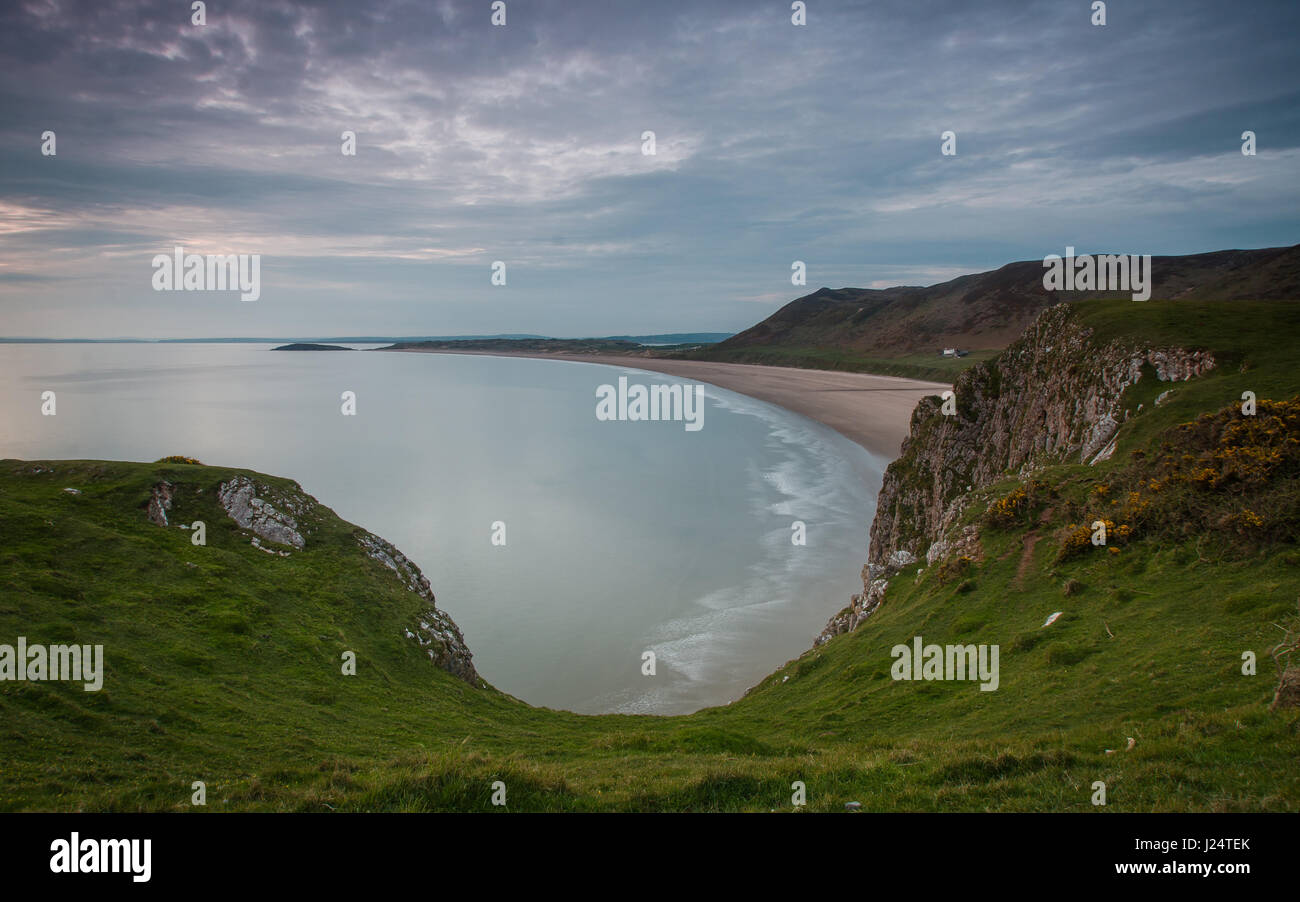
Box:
[1015, 532, 1041, 589]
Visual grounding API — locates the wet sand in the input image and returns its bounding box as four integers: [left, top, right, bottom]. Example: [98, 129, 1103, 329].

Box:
[385, 349, 949, 459]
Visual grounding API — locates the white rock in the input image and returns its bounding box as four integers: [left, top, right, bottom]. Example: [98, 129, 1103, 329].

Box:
[889, 549, 917, 569]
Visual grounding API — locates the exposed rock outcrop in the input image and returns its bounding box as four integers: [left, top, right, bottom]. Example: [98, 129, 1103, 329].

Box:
[141, 469, 479, 686]
[817, 303, 1216, 645]
[816, 567, 889, 646]
[359, 531, 479, 685]
[218, 475, 307, 550]
[214, 476, 477, 684]
[927, 523, 983, 568]
[145, 482, 174, 526]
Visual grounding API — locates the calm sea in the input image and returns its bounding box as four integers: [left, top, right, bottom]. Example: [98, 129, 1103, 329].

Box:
[0, 343, 884, 714]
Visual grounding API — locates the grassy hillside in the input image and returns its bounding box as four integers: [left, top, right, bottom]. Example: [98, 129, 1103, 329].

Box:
[686, 245, 1300, 371]
[679, 345, 998, 381]
[1, 299, 1298, 812]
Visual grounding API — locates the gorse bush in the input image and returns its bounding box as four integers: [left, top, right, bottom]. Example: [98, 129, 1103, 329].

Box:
[987, 486, 1029, 528]
[1056, 518, 1132, 563]
[1171, 398, 1300, 490]
[985, 479, 1052, 529]
[1126, 397, 1300, 547]
[1043, 398, 1300, 558]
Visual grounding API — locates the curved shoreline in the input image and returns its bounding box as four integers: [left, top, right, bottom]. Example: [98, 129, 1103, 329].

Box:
[383, 348, 950, 460]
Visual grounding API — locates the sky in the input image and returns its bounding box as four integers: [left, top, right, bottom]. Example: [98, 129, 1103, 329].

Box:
[1, 0, 1298, 338]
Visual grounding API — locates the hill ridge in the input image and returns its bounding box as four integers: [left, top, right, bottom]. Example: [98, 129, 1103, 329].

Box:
[702, 243, 1300, 362]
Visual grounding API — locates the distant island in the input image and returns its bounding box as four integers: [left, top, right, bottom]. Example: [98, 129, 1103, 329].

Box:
[271, 343, 354, 351]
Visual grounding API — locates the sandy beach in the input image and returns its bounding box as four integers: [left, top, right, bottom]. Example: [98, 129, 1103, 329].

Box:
[385, 349, 949, 459]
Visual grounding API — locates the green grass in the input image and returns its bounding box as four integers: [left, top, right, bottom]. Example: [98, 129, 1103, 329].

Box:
[1, 457, 1296, 811]
[674, 345, 997, 382]
[1, 298, 1298, 811]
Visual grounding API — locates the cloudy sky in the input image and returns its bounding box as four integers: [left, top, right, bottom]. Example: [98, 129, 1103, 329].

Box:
[1, 0, 1298, 338]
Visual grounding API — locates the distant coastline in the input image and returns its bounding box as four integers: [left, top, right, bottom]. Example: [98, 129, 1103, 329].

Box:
[383, 347, 948, 459]
[0, 332, 733, 345]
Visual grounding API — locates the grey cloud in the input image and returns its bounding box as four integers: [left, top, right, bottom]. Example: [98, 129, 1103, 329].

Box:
[0, 0, 1297, 337]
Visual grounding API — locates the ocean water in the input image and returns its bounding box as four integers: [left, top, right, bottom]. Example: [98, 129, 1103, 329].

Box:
[0, 343, 884, 714]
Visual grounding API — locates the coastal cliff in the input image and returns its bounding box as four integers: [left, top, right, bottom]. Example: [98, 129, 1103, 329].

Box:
[139, 462, 479, 685]
[3, 302, 1297, 812]
[818, 302, 1217, 644]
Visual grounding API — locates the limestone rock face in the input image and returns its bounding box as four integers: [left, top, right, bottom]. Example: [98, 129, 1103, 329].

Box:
[818, 303, 1215, 644]
[888, 549, 917, 569]
[140, 469, 479, 686]
[816, 575, 889, 646]
[927, 523, 983, 567]
[145, 482, 174, 527]
[358, 530, 479, 686]
[218, 475, 307, 550]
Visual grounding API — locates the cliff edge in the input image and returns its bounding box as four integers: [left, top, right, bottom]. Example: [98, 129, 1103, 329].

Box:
[819, 301, 1218, 644]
